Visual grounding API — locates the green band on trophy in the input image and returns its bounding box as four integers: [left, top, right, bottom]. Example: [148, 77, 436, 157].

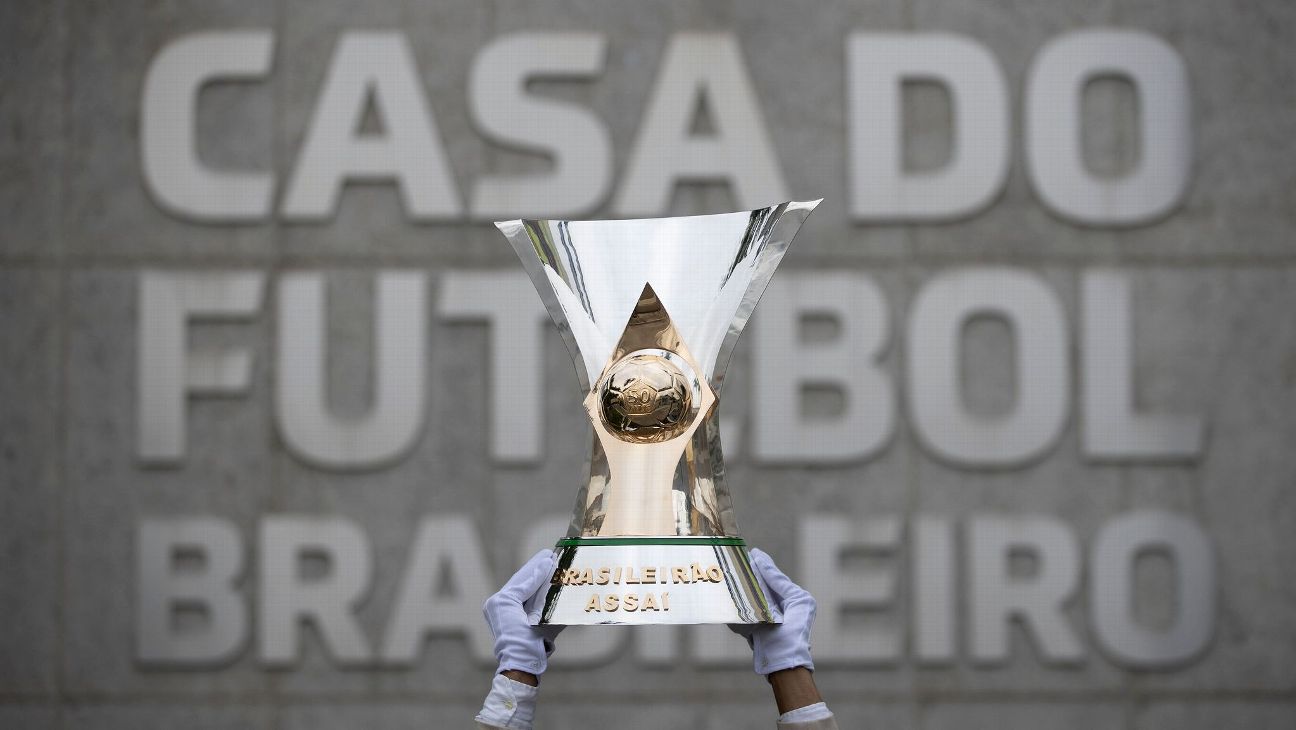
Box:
[556, 537, 748, 548]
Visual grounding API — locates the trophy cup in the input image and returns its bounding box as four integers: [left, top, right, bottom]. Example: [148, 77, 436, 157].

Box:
[496, 200, 820, 625]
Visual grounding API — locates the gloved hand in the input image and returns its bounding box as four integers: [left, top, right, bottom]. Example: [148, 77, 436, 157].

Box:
[729, 548, 817, 676]
[483, 549, 565, 677]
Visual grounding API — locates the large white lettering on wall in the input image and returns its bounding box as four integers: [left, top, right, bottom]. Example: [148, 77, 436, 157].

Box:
[136, 268, 1206, 469]
[969, 515, 1085, 664]
[135, 512, 1215, 669]
[126, 23, 1216, 682]
[1081, 270, 1206, 460]
[800, 516, 903, 662]
[259, 517, 374, 666]
[275, 271, 428, 469]
[138, 30, 1191, 224]
[140, 32, 276, 220]
[381, 516, 497, 663]
[468, 33, 612, 218]
[1025, 30, 1192, 225]
[611, 32, 790, 215]
[279, 33, 462, 220]
[1090, 511, 1215, 666]
[752, 273, 894, 463]
[435, 272, 551, 464]
[847, 33, 1009, 221]
[907, 268, 1070, 467]
[136, 518, 247, 665]
[136, 271, 264, 464]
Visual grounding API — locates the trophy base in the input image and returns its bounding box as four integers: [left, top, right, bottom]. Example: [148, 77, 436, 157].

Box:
[532, 537, 780, 626]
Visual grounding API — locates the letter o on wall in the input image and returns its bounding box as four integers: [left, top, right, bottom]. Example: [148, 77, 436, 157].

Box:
[1026, 30, 1192, 226]
[1090, 511, 1215, 667]
[907, 268, 1070, 467]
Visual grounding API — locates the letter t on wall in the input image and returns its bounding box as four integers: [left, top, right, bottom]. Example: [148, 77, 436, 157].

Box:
[437, 271, 551, 464]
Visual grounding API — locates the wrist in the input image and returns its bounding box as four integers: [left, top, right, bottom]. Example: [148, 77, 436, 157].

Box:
[767, 666, 822, 715]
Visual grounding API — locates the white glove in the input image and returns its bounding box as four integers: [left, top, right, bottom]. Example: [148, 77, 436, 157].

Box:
[482, 550, 564, 676]
[730, 548, 817, 675]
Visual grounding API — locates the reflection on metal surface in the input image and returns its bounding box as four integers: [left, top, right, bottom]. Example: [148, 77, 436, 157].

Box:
[597, 349, 698, 445]
[582, 286, 715, 536]
[497, 201, 820, 624]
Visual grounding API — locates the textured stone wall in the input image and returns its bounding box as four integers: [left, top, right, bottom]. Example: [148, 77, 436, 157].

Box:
[2, 1, 1295, 728]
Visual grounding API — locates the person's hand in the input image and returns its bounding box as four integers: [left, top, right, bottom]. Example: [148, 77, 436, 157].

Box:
[729, 548, 817, 675]
[483, 549, 564, 679]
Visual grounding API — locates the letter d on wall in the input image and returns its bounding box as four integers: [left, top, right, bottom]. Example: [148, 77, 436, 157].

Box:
[848, 33, 1009, 221]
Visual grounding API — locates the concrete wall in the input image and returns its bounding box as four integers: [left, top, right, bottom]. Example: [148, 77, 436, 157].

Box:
[2, 0, 1295, 728]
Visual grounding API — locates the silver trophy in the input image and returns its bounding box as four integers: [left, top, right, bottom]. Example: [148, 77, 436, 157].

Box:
[497, 200, 820, 625]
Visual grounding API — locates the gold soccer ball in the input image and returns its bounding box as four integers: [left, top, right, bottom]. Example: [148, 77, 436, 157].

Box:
[598, 352, 696, 443]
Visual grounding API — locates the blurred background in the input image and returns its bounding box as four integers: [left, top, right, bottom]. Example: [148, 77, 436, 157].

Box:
[2, 0, 1295, 728]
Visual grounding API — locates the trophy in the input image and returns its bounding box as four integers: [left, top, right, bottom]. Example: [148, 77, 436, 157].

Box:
[496, 200, 820, 625]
